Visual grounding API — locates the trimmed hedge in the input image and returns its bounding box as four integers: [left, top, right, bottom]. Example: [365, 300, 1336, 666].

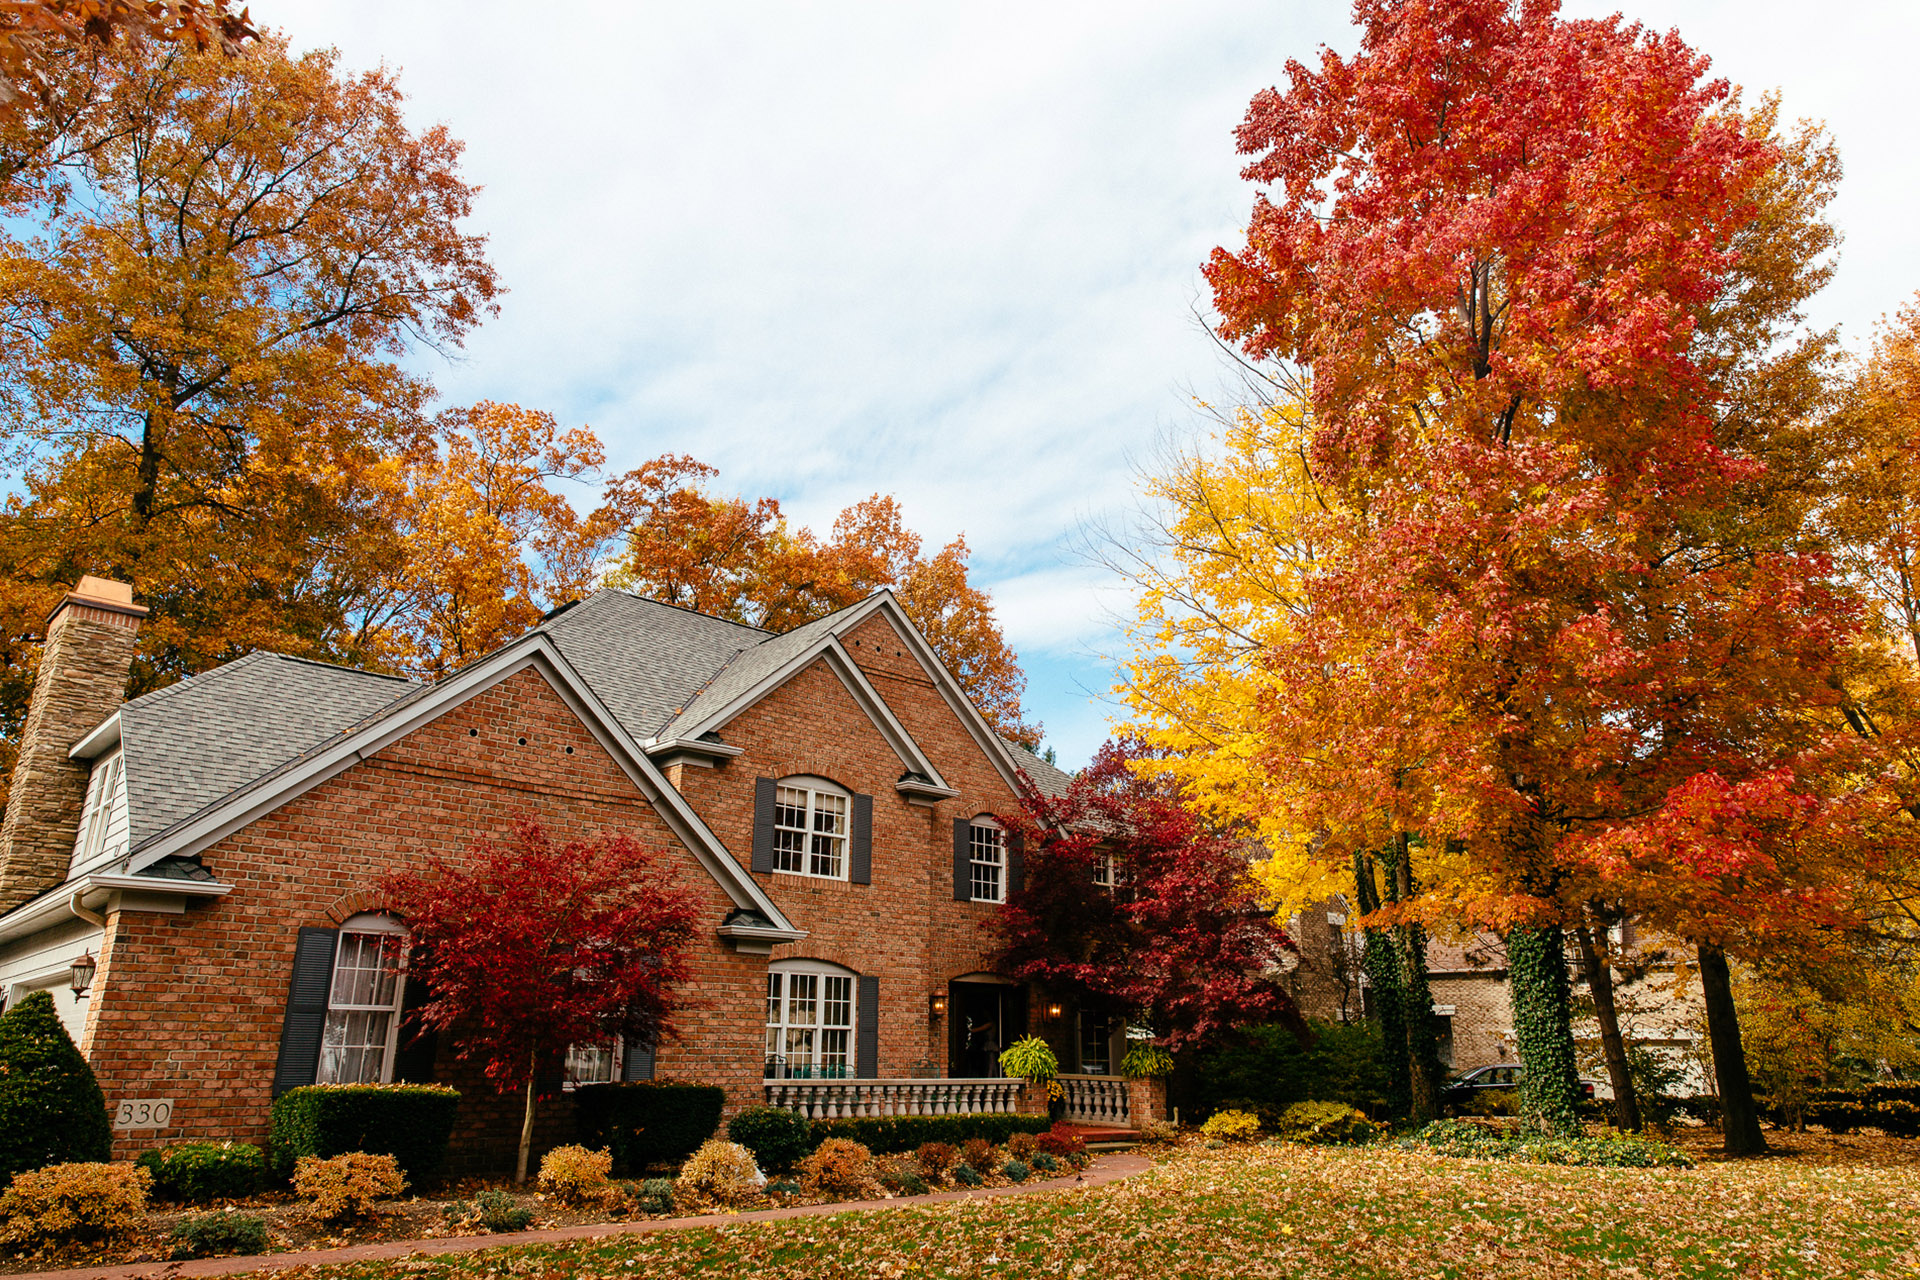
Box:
[574, 1083, 725, 1175]
[137, 1142, 268, 1201]
[1762, 1085, 1920, 1138]
[267, 1085, 459, 1185]
[809, 1113, 1050, 1155]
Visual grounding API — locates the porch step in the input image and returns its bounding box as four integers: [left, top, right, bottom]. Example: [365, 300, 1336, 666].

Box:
[1062, 1124, 1141, 1151]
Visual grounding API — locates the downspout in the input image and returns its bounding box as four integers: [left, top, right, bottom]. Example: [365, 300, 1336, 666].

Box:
[68, 888, 106, 928]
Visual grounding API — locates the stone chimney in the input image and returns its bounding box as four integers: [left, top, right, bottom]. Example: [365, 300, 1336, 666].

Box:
[0, 577, 147, 911]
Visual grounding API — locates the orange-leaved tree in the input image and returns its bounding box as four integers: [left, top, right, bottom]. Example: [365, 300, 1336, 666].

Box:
[1206, 0, 1872, 1148]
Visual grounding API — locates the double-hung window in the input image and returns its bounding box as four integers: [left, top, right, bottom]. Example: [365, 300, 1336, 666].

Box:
[772, 780, 850, 880]
[968, 820, 1005, 904]
[565, 1041, 622, 1086]
[317, 916, 409, 1085]
[764, 962, 855, 1078]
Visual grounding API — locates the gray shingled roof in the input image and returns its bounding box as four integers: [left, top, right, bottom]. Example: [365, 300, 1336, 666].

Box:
[542, 591, 766, 740]
[118, 652, 416, 849]
[1003, 738, 1075, 800]
[655, 608, 849, 740]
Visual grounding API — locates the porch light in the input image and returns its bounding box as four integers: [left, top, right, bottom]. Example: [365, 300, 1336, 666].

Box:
[929, 992, 947, 1018]
[69, 952, 96, 997]
[1045, 1001, 1064, 1020]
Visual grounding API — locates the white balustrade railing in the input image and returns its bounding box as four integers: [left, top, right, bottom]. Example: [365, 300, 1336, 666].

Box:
[763, 1077, 1026, 1120]
[1058, 1074, 1131, 1126]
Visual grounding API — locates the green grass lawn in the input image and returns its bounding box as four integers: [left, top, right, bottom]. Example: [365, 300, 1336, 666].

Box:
[281, 1143, 1920, 1280]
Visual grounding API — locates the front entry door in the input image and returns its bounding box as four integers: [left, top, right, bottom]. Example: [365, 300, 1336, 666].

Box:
[950, 981, 1026, 1078]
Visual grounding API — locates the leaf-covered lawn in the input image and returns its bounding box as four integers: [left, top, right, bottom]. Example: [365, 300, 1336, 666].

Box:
[278, 1142, 1920, 1280]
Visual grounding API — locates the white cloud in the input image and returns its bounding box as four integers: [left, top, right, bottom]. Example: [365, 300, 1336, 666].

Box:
[262, 0, 1920, 766]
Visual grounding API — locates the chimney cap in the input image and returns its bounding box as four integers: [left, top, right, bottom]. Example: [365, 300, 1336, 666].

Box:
[49, 575, 148, 626]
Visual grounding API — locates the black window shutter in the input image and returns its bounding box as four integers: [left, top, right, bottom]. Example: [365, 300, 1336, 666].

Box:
[1007, 830, 1026, 897]
[271, 927, 339, 1097]
[856, 975, 879, 1078]
[622, 1037, 656, 1081]
[952, 818, 971, 902]
[752, 776, 777, 873]
[849, 793, 873, 884]
[392, 965, 437, 1084]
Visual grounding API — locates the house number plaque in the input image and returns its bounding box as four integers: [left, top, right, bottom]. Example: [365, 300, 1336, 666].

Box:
[112, 1098, 174, 1129]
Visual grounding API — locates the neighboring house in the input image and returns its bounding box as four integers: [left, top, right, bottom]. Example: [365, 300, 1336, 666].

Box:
[0, 576, 1145, 1172]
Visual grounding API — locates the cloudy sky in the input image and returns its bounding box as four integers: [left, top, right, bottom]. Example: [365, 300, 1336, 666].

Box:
[270, 0, 1920, 767]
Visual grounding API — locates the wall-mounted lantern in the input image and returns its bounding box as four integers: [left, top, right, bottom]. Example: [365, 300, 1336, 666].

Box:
[70, 952, 96, 997]
[1045, 1001, 1064, 1021]
[929, 992, 947, 1019]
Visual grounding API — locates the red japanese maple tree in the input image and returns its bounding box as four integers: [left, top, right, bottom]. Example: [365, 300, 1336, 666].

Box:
[997, 738, 1296, 1052]
[383, 819, 702, 1181]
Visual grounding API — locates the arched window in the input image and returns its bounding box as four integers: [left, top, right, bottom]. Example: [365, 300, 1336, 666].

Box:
[765, 959, 856, 1079]
[772, 777, 851, 881]
[968, 816, 1005, 904]
[317, 913, 409, 1085]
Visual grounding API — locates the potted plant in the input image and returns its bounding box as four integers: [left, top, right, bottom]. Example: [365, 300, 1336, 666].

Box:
[999, 1035, 1063, 1121]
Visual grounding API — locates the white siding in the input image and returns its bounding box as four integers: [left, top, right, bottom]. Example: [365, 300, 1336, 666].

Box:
[0, 917, 102, 1049]
[67, 751, 129, 880]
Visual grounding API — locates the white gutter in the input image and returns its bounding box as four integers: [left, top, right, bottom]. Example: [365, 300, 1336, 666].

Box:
[0, 873, 230, 947]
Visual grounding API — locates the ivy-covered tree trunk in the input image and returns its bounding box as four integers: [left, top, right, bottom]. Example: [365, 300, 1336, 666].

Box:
[1506, 925, 1582, 1135]
[1382, 835, 1442, 1124]
[1354, 851, 1411, 1119]
[1573, 922, 1642, 1131]
[1697, 943, 1767, 1155]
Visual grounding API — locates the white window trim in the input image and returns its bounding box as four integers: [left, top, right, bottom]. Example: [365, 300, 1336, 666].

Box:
[772, 776, 852, 882]
[73, 752, 127, 870]
[1093, 851, 1116, 891]
[765, 959, 857, 1079]
[968, 817, 1005, 904]
[317, 913, 409, 1086]
[564, 1039, 625, 1089]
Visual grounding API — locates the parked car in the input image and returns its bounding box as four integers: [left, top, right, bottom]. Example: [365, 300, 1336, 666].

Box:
[1442, 1063, 1597, 1115]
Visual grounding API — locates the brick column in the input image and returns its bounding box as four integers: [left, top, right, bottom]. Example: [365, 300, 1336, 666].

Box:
[0, 577, 147, 911]
[1126, 1076, 1167, 1127]
[1019, 1078, 1050, 1116]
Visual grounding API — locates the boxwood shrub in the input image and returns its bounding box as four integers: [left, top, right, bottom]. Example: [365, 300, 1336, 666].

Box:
[573, 1082, 725, 1174]
[267, 1084, 459, 1185]
[137, 1141, 268, 1201]
[809, 1113, 1050, 1155]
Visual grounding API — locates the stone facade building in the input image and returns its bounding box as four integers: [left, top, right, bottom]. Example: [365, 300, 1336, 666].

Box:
[0, 577, 1146, 1172]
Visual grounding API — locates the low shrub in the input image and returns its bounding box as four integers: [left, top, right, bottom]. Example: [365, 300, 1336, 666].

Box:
[632, 1178, 675, 1215]
[0, 1162, 150, 1248]
[876, 1160, 929, 1197]
[1135, 1119, 1179, 1145]
[1398, 1120, 1693, 1168]
[1769, 1087, 1920, 1139]
[1199, 1108, 1262, 1142]
[1006, 1131, 1038, 1160]
[915, 1141, 957, 1178]
[1001, 1159, 1030, 1183]
[1035, 1123, 1088, 1161]
[1452, 1089, 1520, 1118]
[727, 1106, 816, 1175]
[136, 1142, 268, 1202]
[1271, 1101, 1381, 1146]
[442, 1189, 532, 1233]
[537, 1145, 612, 1206]
[808, 1113, 1049, 1155]
[764, 1179, 801, 1199]
[961, 1137, 996, 1170]
[799, 1138, 878, 1200]
[674, 1140, 763, 1208]
[168, 1210, 269, 1259]
[576, 1083, 725, 1176]
[292, 1152, 407, 1222]
[1397, 1120, 1513, 1160]
[268, 1085, 459, 1186]
[952, 1162, 981, 1186]
[1031, 1152, 1059, 1173]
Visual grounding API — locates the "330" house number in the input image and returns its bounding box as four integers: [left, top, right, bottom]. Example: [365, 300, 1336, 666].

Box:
[112, 1099, 173, 1129]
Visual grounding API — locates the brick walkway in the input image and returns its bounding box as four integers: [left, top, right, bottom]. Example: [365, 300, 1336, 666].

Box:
[19, 1152, 1152, 1280]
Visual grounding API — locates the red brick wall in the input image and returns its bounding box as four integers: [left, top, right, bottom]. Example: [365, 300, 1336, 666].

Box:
[83, 666, 760, 1174]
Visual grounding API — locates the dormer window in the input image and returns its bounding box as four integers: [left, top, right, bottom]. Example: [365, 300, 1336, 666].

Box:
[772, 778, 850, 881]
[74, 752, 127, 870]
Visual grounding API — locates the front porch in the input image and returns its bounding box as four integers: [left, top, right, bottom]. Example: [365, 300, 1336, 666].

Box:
[762, 1072, 1162, 1128]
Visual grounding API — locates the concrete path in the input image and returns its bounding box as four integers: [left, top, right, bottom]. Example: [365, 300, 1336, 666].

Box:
[18, 1152, 1153, 1280]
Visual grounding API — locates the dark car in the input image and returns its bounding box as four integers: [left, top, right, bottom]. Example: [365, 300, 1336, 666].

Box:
[1442, 1063, 1596, 1114]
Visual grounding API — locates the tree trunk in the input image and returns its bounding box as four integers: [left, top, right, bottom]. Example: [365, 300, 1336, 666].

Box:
[516, 1050, 538, 1184]
[1386, 834, 1442, 1124]
[1573, 923, 1641, 1131]
[1354, 852, 1411, 1119]
[1506, 925, 1582, 1136]
[1697, 943, 1766, 1156]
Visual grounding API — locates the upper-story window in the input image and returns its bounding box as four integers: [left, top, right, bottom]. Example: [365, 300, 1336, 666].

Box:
[773, 778, 850, 880]
[1093, 851, 1116, 891]
[318, 914, 408, 1085]
[73, 752, 127, 871]
[765, 960, 855, 1078]
[969, 818, 1005, 904]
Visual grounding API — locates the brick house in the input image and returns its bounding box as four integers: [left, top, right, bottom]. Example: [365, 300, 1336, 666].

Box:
[0, 576, 1149, 1172]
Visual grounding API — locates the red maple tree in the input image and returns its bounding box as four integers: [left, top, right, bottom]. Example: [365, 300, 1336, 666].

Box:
[997, 738, 1296, 1052]
[383, 819, 702, 1181]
